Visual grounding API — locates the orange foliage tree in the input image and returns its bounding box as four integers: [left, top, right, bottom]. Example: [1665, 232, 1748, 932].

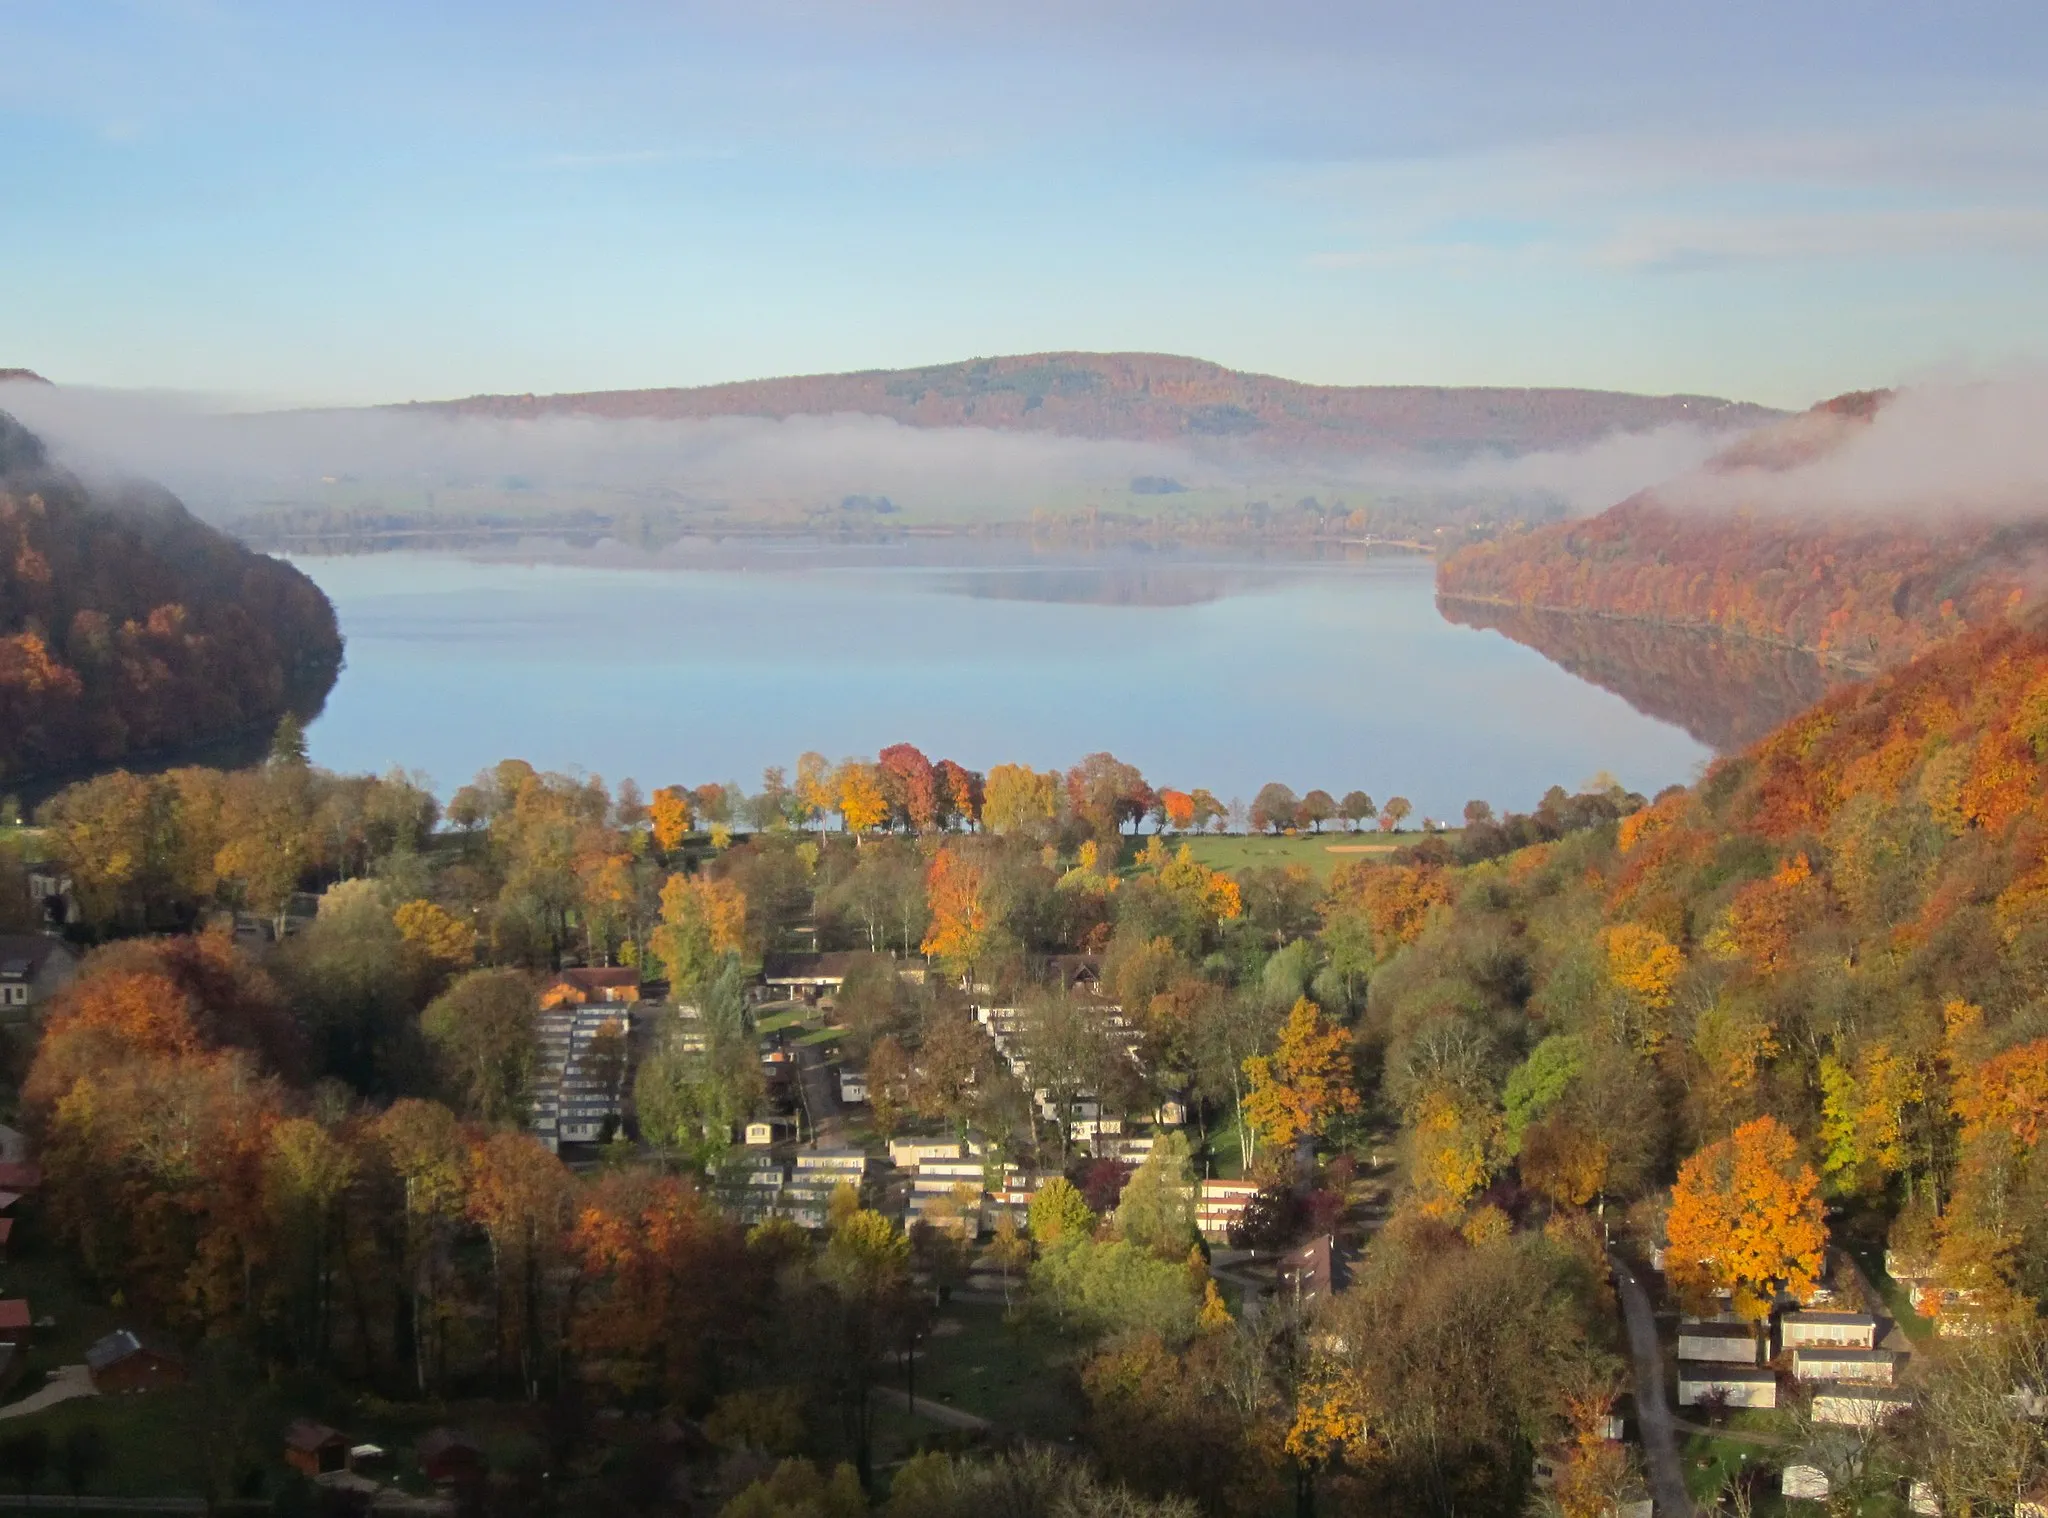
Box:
[1664, 1115, 1826, 1323]
[1242, 998, 1360, 1155]
[920, 848, 990, 976]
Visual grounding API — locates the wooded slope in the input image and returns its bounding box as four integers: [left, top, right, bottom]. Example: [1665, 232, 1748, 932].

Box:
[1436, 393, 2045, 667]
[401, 351, 1779, 456]
[0, 411, 343, 783]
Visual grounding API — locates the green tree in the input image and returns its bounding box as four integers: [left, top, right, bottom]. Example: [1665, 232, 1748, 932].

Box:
[268, 712, 310, 768]
[1114, 1131, 1199, 1258]
[1029, 1176, 1097, 1247]
[421, 968, 538, 1124]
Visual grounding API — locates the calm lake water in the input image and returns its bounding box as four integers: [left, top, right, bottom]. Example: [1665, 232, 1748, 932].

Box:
[291, 548, 1713, 819]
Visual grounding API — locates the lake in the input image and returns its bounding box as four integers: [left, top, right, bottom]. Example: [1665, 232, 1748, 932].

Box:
[291, 546, 1715, 819]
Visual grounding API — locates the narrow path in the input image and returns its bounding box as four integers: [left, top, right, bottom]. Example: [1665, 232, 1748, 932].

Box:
[1611, 1256, 1695, 1518]
[869, 1385, 994, 1432]
[0, 1364, 96, 1421]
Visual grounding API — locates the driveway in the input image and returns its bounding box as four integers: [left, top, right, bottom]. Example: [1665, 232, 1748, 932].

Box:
[1611, 1256, 1695, 1518]
[0, 1363, 97, 1421]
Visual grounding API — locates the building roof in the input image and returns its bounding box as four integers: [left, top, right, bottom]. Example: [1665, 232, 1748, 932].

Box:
[1794, 1347, 1893, 1363]
[762, 951, 867, 983]
[1680, 1322, 1756, 1338]
[286, 1420, 348, 1452]
[1785, 1310, 1879, 1326]
[551, 967, 639, 991]
[0, 1165, 41, 1192]
[0, 1301, 29, 1332]
[85, 1328, 184, 1373]
[418, 1428, 483, 1461]
[1677, 1362, 1776, 1383]
[0, 936, 72, 979]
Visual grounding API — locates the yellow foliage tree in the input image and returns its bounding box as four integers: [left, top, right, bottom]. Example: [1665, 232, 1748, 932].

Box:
[919, 848, 989, 976]
[1242, 998, 1360, 1154]
[1409, 1088, 1498, 1215]
[649, 786, 693, 852]
[394, 899, 477, 973]
[650, 873, 747, 993]
[1601, 922, 1683, 1051]
[1664, 1115, 1826, 1324]
[982, 763, 1060, 836]
[1158, 843, 1243, 921]
[835, 762, 888, 835]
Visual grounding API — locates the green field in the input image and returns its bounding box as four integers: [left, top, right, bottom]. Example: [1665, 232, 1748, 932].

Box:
[1176, 830, 1454, 879]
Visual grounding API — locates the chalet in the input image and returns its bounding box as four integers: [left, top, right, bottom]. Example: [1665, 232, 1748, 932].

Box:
[761, 952, 864, 1004]
[418, 1428, 487, 1486]
[837, 1068, 869, 1104]
[1783, 1465, 1831, 1502]
[1780, 1311, 1879, 1350]
[0, 1300, 30, 1346]
[0, 935, 77, 1018]
[86, 1329, 187, 1393]
[1197, 1179, 1260, 1241]
[284, 1421, 351, 1477]
[1812, 1384, 1913, 1427]
[744, 1119, 795, 1147]
[890, 1138, 963, 1168]
[1676, 1363, 1777, 1408]
[1678, 1322, 1759, 1364]
[540, 967, 640, 1009]
[1792, 1347, 1895, 1385]
[528, 1005, 633, 1152]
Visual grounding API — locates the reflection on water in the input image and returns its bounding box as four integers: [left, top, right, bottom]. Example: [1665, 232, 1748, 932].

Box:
[292, 550, 1717, 816]
[1438, 597, 1856, 753]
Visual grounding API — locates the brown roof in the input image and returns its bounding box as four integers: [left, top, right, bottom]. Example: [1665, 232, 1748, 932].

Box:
[553, 968, 639, 990]
[0, 1301, 28, 1331]
[418, 1428, 483, 1461]
[286, 1420, 347, 1453]
[0, 1165, 41, 1192]
[762, 951, 866, 983]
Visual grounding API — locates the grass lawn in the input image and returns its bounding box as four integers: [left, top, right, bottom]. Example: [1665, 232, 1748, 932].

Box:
[1680, 1429, 1788, 1513]
[797, 1027, 845, 1048]
[1177, 832, 1454, 879]
[1201, 1112, 1254, 1181]
[755, 1008, 811, 1034]
[898, 1301, 1080, 1441]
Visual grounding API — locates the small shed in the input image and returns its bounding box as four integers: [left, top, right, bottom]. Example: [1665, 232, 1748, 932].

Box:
[837, 1068, 869, 1104]
[1793, 1347, 1895, 1385]
[1678, 1321, 1759, 1364]
[1677, 1362, 1778, 1409]
[744, 1119, 794, 1147]
[1781, 1310, 1879, 1350]
[1813, 1384, 1912, 1427]
[284, 1421, 351, 1476]
[0, 1300, 31, 1345]
[85, 1329, 187, 1393]
[418, 1428, 486, 1486]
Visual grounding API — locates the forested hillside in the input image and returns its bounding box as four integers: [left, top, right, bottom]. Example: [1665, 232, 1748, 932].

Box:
[407, 352, 1779, 456]
[0, 411, 343, 783]
[1379, 613, 2048, 1315]
[1437, 393, 2046, 669]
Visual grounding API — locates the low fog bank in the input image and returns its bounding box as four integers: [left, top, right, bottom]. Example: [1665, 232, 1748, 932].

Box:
[0, 381, 1734, 528]
[1656, 372, 2048, 523]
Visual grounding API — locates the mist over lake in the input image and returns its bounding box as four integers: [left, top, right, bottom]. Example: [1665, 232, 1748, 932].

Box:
[290, 547, 1714, 817]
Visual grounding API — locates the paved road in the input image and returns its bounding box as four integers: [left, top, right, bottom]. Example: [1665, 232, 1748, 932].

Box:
[793, 1036, 845, 1147]
[1611, 1256, 1695, 1518]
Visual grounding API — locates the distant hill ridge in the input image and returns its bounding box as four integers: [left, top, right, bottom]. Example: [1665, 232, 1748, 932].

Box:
[398, 352, 1782, 456]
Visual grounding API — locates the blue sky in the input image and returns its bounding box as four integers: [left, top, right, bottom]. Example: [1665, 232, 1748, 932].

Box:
[4, 0, 2046, 408]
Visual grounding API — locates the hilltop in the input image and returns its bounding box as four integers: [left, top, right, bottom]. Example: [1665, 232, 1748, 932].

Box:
[0, 410, 343, 784]
[400, 351, 1780, 458]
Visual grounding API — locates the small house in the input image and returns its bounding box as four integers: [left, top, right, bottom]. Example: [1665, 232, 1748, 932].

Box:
[1197, 1179, 1261, 1241]
[0, 1300, 30, 1345]
[0, 1164, 42, 1193]
[284, 1421, 351, 1477]
[761, 952, 863, 1005]
[0, 935, 77, 1017]
[1783, 1465, 1831, 1502]
[25, 862, 76, 927]
[1792, 1347, 1895, 1385]
[1678, 1322, 1759, 1365]
[1780, 1310, 1879, 1350]
[86, 1329, 187, 1393]
[1812, 1384, 1912, 1427]
[1677, 1362, 1777, 1409]
[744, 1119, 794, 1147]
[889, 1138, 962, 1168]
[1278, 1235, 1351, 1305]
[837, 1068, 869, 1104]
[418, 1428, 486, 1486]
